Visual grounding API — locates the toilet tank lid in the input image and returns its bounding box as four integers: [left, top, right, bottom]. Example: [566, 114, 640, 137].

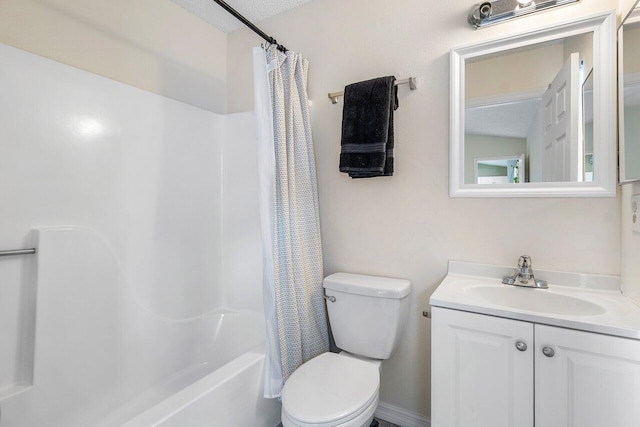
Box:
[323, 272, 411, 299]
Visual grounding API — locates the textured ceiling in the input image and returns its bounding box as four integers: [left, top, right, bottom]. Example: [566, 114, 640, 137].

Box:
[171, 0, 312, 33]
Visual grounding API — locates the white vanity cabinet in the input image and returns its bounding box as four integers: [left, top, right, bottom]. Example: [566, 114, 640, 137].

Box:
[431, 308, 534, 427]
[535, 324, 640, 426]
[431, 307, 640, 427]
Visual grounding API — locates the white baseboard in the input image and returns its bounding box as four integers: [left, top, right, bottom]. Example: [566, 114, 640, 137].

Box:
[374, 401, 431, 427]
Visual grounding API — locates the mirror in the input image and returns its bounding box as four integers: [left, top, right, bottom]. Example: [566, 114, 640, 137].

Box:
[450, 12, 616, 197]
[619, 3, 640, 183]
[464, 34, 593, 185]
[583, 69, 594, 182]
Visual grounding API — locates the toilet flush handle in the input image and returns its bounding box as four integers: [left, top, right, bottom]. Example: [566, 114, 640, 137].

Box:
[323, 294, 336, 303]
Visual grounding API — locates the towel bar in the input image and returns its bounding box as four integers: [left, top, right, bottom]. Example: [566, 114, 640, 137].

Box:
[0, 248, 36, 257]
[328, 77, 417, 104]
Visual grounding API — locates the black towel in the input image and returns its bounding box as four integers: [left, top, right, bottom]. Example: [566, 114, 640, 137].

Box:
[339, 76, 398, 178]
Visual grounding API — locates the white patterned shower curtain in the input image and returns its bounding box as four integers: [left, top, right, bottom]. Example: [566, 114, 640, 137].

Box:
[253, 45, 330, 398]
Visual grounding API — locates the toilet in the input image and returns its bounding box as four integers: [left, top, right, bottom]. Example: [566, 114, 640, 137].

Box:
[281, 272, 411, 427]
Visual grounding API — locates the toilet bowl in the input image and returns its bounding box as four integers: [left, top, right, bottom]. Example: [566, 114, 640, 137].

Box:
[280, 273, 411, 427]
[281, 353, 379, 427]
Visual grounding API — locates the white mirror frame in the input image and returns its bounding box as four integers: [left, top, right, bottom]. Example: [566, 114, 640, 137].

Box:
[619, 5, 640, 184]
[450, 11, 616, 197]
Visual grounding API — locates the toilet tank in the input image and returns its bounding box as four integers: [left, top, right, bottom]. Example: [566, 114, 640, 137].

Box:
[323, 272, 411, 360]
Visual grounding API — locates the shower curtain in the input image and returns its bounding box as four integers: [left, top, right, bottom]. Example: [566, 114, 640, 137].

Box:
[253, 45, 330, 398]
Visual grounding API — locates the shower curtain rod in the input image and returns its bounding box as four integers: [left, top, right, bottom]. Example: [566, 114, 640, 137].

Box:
[211, 0, 287, 52]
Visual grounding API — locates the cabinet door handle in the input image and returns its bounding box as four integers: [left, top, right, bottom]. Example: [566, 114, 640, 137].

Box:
[542, 346, 555, 357]
[515, 341, 528, 352]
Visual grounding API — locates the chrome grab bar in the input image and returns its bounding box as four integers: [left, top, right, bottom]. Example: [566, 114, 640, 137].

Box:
[0, 248, 36, 257]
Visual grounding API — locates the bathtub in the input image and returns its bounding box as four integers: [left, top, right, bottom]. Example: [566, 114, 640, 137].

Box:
[122, 349, 280, 427]
[0, 226, 280, 426]
[1, 307, 280, 427]
[116, 310, 281, 427]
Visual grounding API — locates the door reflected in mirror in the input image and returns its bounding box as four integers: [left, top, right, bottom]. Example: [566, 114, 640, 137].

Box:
[464, 32, 593, 184]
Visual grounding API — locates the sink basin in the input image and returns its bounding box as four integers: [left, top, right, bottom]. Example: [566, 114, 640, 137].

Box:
[466, 285, 606, 316]
[430, 263, 640, 339]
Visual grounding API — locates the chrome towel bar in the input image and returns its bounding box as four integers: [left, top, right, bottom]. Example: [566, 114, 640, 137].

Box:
[0, 248, 36, 257]
[328, 77, 418, 104]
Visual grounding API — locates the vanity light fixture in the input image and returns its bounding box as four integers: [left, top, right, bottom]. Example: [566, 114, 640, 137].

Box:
[468, 0, 581, 28]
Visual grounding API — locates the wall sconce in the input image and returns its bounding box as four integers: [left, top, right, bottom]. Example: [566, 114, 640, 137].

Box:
[468, 0, 581, 28]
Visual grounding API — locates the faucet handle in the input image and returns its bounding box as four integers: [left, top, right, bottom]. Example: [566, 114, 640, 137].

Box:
[518, 255, 532, 270]
[534, 279, 549, 289]
[502, 276, 516, 285]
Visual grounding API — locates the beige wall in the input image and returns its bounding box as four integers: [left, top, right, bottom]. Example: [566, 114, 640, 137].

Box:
[228, 0, 620, 418]
[465, 32, 593, 100]
[563, 32, 594, 81]
[0, 0, 227, 112]
[624, 25, 640, 74]
[621, 0, 640, 19]
[622, 184, 640, 305]
[466, 43, 564, 99]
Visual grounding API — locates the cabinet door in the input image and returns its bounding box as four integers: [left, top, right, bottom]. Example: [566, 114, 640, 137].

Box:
[431, 308, 534, 427]
[535, 325, 640, 427]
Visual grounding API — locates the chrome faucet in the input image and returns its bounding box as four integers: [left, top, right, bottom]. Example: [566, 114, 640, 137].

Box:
[502, 255, 548, 289]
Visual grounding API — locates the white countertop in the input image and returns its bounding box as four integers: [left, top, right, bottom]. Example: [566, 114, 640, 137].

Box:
[430, 261, 640, 340]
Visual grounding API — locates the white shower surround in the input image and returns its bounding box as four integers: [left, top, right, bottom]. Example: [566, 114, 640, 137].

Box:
[0, 43, 274, 425]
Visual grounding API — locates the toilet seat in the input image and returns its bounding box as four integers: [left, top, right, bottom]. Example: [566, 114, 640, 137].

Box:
[281, 352, 380, 427]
